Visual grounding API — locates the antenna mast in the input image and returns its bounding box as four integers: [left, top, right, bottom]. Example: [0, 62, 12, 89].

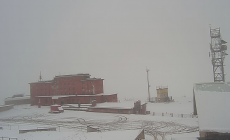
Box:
[146, 67, 151, 102]
[210, 27, 228, 82]
[39, 71, 42, 81]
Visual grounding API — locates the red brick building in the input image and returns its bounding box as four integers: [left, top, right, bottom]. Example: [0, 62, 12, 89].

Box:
[29, 74, 117, 106]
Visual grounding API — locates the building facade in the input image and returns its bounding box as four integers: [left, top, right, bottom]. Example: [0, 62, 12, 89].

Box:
[29, 73, 117, 106]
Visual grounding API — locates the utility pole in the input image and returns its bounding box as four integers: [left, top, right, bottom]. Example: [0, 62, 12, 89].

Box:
[146, 68, 151, 102]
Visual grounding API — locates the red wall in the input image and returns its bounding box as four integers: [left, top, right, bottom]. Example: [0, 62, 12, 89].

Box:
[30, 74, 104, 105]
[34, 94, 118, 106]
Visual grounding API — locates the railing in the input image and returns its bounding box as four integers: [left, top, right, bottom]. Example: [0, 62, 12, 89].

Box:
[152, 112, 197, 118]
[0, 137, 17, 140]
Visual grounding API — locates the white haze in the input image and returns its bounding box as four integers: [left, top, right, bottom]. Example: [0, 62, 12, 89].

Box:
[0, 0, 230, 105]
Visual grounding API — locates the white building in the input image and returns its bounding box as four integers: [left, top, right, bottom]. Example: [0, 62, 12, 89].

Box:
[193, 82, 230, 139]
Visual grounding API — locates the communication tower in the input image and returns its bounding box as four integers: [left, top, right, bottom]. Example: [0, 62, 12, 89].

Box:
[210, 27, 228, 82]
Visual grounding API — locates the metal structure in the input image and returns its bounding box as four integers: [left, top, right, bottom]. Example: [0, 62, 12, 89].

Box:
[210, 27, 228, 82]
[146, 68, 151, 102]
[39, 71, 42, 81]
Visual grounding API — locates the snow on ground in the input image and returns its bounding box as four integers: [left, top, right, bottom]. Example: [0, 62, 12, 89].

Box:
[147, 96, 193, 114]
[0, 96, 199, 140]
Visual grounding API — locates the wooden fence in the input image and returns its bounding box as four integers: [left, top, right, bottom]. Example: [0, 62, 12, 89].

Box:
[0, 137, 17, 140]
[152, 112, 197, 118]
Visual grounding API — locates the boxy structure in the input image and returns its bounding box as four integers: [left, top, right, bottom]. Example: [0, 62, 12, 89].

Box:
[155, 86, 172, 103]
[193, 82, 230, 139]
[0, 104, 14, 112]
[50, 104, 64, 113]
[4, 95, 31, 105]
[88, 100, 147, 115]
[29, 73, 117, 106]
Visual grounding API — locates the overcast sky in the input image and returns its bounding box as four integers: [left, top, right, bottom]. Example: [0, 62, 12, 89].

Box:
[0, 0, 230, 104]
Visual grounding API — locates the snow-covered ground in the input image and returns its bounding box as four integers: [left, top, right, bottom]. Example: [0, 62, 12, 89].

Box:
[0, 96, 199, 140]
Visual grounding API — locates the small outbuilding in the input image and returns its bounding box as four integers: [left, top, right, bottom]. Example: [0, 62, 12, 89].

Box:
[50, 104, 64, 113]
[88, 100, 147, 115]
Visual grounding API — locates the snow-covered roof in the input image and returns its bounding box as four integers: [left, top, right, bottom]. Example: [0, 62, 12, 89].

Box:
[76, 93, 117, 97]
[89, 102, 134, 110]
[54, 73, 90, 78]
[4, 96, 30, 101]
[35, 93, 116, 99]
[194, 82, 230, 133]
[29, 80, 53, 84]
[80, 78, 104, 81]
[51, 104, 61, 107]
[35, 95, 76, 99]
[194, 82, 230, 92]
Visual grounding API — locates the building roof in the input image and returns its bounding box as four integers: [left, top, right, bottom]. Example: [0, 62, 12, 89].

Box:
[29, 73, 103, 84]
[35, 95, 76, 99]
[35, 93, 117, 99]
[76, 93, 117, 97]
[80, 78, 104, 81]
[194, 82, 230, 133]
[194, 82, 230, 92]
[54, 73, 90, 78]
[29, 80, 53, 84]
[4, 96, 30, 101]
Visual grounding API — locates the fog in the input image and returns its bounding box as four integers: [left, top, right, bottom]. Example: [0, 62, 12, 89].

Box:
[0, 0, 230, 104]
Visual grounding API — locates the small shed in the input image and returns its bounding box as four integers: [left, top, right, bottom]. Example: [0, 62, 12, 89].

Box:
[50, 105, 64, 113]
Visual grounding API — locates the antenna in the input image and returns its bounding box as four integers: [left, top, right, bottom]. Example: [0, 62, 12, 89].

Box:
[39, 71, 42, 81]
[146, 67, 151, 102]
[210, 27, 228, 82]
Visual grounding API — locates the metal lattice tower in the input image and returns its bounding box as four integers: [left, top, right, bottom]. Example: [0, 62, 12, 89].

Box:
[210, 27, 228, 82]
